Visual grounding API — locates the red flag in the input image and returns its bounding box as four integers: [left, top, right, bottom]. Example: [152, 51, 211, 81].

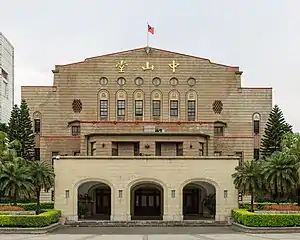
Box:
[148, 24, 154, 34]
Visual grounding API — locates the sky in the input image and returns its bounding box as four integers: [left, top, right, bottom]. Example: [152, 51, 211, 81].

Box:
[0, 0, 299, 131]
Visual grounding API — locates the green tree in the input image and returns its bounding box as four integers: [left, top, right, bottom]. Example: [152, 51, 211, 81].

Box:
[7, 105, 20, 146]
[261, 105, 293, 159]
[232, 160, 263, 212]
[19, 99, 35, 160]
[262, 151, 298, 203]
[0, 157, 34, 205]
[29, 161, 55, 214]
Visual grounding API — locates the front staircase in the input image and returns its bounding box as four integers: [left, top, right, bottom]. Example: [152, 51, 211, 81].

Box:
[65, 219, 230, 227]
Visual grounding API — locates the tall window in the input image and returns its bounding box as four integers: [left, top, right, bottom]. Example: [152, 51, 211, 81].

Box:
[235, 151, 244, 166]
[71, 126, 80, 136]
[176, 142, 183, 156]
[34, 119, 40, 133]
[117, 100, 125, 120]
[152, 100, 161, 117]
[187, 100, 196, 121]
[51, 151, 59, 166]
[199, 142, 204, 156]
[90, 142, 96, 156]
[135, 100, 143, 117]
[253, 120, 260, 134]
[34, 148, 40, 161]
[254, 148, 260, 160]
[170, 100, 178, 117]
[100, 100, 108, 120]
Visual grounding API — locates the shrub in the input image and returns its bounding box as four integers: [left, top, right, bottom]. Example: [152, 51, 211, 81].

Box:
[239, 202, 297, 210]
[0, 206, 24, 211]
[232, 209, 300, 227]
[0, 202, 54, 211]
[0, 209, 61, 228]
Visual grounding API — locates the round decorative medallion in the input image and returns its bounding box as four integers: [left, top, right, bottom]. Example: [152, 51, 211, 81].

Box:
[119, 92, 125, 98]
[172, 93, 177, 98]
[212, 100, 223, 114]
[187, 77, 196, 86]
[152, 77, 161, 86]
[117, 77, 126, 86]
[135, 77, 144, 86]
[170, 77, 178, 86]
[137, 93, 142, 98]
[189, 93, 194, 99]
[154, 93, 159, 98]
[72, 99, 83, 113]
[99, 77, 108, 85]
[101, 93, 106, 98]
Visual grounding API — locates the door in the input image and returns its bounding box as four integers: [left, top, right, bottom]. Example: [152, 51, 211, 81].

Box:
[95, 189, 111, 215]
[183, 188, 199, 215]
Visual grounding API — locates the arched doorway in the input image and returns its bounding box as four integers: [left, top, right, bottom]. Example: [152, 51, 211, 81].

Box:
[130, 182, 163, 220]
[77, 181, 111, 220]
[182, 181, 216, 220]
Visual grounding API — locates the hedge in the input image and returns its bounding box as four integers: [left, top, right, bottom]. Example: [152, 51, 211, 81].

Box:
[0, 202, 54, 211]
[0, 209, 61, 228]
[232, 209, 300, 227]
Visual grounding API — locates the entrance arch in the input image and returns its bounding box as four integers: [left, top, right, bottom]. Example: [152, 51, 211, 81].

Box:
[130, 182, 164, 220]
[77, 181, 112, 220]
[182, 180, 216, 220]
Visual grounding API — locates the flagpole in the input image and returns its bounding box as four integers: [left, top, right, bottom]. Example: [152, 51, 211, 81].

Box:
[146, 22, 149, 46]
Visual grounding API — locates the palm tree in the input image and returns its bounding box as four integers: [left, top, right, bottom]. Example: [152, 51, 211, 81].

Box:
[232, 160, 263, 212]
[29, 160, 55, 214]
[0, 157, 34, 205]
[262, 151, 298, 203]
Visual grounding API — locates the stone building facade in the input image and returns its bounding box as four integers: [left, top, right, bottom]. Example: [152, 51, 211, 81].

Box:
[21, 47, 272, 222]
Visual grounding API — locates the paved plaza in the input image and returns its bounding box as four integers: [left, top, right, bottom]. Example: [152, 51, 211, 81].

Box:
[1, 227, 300, 240]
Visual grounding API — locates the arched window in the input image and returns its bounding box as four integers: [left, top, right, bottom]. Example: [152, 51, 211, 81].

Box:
[98, 90, 109, 120]
[169, 90, 180, 120]
[252, 113, 261, 134]
[151, 90, 162, 120]
[186, 90, 197, 121]
[116, 90, 127, 121]
[134, 90, 145, 121]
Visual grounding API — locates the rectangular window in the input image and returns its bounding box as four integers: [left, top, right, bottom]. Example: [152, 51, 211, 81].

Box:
[170, 100, 178, 116]
[34, 148, 40, 161]
[135, 100, 143, 117]
[214, 127, 224, 136]
[155, 143, 161, 156]
[152, 100, 161, 117]
[100, 100, 108, 120]
[199, 142, 204, 156]
[253, 120, 260, 134]
[235, 151, 244, 166]
[254, 148, 260, 160]
[188, 100, 196, 121]
[90, 142, 96, 156]
[117, 100, 125, 120]
[176, 142, 183, 156]
[71, 126, 80, 136]
[51, 152, 59, 166]
[34, 119, 40, 133]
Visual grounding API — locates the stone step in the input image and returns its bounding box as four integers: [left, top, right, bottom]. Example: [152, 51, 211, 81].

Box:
[65, 220, 230, 227]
